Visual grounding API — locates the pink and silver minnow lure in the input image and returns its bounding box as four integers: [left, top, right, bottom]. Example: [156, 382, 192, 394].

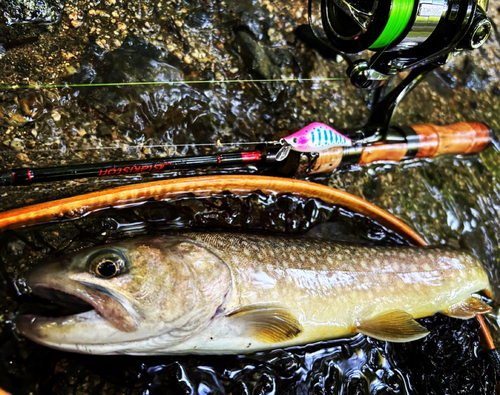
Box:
[276, 123, 352, 161]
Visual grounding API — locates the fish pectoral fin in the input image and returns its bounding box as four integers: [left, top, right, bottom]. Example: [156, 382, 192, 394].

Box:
[441, 297, 491, 319]
[226, 305, 303, 343]
[357, 310, 429, 343]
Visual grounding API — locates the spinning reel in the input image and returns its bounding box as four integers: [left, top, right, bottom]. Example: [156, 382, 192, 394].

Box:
[309, 0, 492, 89]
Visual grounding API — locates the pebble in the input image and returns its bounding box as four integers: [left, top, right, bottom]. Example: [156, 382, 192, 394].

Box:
[16, 153, 31, 163]
[52, 111, 61, 122]
[10, 138, 24, 151]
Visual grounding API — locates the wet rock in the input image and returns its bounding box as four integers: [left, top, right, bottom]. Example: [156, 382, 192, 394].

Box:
[1, 0, 65, 25]
[237, 31, 280, 81]
[231, 2, 271, 39]
[10, 138, 24, 151]
[97, 123, 112, 136]
[0, 108, 29, 127]
[185, 9, 212, 29]
[20, 92, 43, 119]
[16, 152, 31, 163]
[236, 31, 286, 101]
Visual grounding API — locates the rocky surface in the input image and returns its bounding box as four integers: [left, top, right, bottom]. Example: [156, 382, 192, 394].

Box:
[1, 0, 500, 393]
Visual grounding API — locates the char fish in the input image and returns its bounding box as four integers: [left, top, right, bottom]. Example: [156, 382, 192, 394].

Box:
[16, 233, 492, 355]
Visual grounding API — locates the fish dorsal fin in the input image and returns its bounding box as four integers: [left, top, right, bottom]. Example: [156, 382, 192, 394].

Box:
[357, 310, 429, 342]
[226, 305, 303, 343]
[441, 297, 491, 319]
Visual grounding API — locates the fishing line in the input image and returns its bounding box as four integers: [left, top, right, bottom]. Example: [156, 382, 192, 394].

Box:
[2, 141, 282, 154]
[369, 0, 414, 49]
[368, 0, 414, 68]
[0, 76, 349, 91]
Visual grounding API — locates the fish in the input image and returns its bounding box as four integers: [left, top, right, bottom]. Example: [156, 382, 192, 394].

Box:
[276, 123, 352, 161]
[15, 232, 492, 355]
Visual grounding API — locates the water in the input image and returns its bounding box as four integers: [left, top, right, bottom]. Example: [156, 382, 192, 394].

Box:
[2, 0, 500, 393]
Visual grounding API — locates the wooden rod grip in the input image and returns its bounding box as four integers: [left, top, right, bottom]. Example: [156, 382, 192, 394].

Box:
[358, 143, 408, 165]
[410, 122, 491, 158]
[292, 122, 491, 176]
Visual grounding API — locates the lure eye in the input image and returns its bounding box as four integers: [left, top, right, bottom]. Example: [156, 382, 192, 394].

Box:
[293, 137, 298, 144]
[89, 252, 125, 279]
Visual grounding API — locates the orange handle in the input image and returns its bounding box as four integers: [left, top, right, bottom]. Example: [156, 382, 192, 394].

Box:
[358, 142, 408, 165]
[410, 122, 491, 158]
[296, 122, 492, 174]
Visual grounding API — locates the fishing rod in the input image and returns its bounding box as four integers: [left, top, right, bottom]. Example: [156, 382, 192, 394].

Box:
[0, 63, 493, 186]
[0, 57, 492, 185]
[0, 116, 492, 185]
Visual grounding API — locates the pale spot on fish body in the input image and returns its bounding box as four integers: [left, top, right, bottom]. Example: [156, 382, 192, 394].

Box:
[374, 284, 385, 293]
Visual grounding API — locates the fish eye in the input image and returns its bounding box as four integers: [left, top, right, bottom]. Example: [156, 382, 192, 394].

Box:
[89, 252, 126, 279]
[293, 137, 298, 144]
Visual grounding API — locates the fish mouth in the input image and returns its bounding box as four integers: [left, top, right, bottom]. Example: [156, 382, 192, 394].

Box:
[15, 275, 139, 348]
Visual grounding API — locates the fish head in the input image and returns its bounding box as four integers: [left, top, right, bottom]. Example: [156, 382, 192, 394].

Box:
[15, 236, 232, 354]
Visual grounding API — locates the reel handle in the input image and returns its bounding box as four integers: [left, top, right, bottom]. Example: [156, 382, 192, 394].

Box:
[293, 122, 492, 176]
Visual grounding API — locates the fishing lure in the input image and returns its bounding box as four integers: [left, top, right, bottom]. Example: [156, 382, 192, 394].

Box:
[276, 122, 352, 161]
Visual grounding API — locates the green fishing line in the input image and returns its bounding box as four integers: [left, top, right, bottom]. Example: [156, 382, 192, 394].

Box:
[0, 77, 348, 90]
[369, 0, 414, 49]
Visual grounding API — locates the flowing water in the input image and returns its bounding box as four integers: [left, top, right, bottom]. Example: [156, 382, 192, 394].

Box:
[2, 0, 500, 393]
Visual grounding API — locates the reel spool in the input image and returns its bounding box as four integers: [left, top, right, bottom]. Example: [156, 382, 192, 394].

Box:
[309, 0, 492, 88]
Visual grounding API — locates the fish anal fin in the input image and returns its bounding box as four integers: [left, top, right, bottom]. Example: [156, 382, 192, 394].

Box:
[226, 305, 303, 343]
[442, 297, 491, 319]
[357, 310, 429, 342]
